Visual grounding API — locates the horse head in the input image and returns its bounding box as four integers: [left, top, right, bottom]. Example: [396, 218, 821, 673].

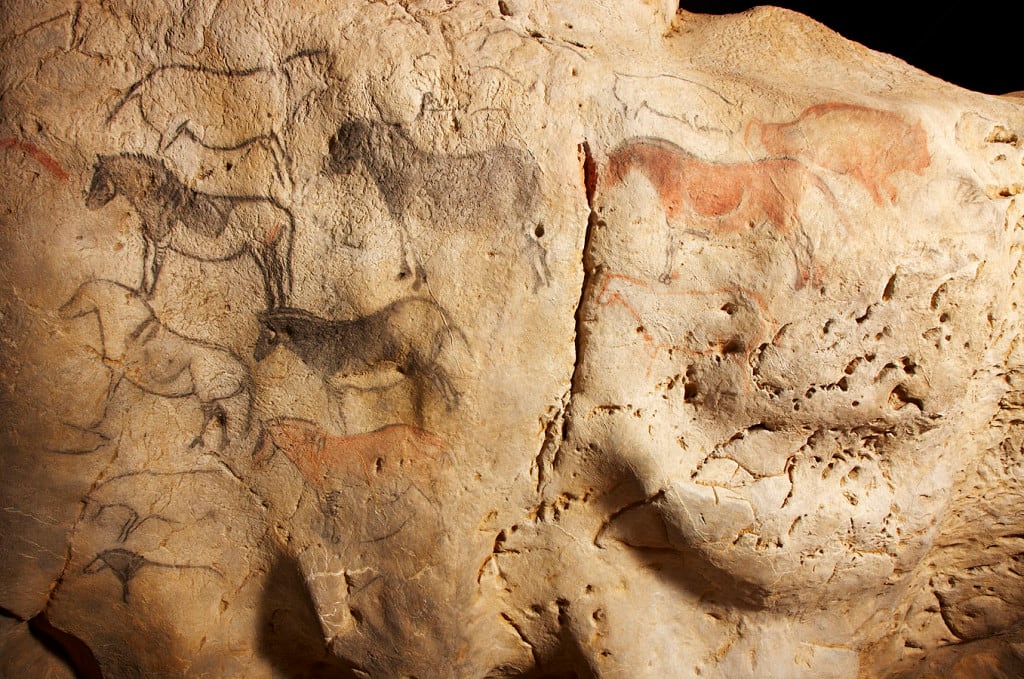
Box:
[85, 156, 118, 209]
[86, 154, 180, 210]
[324, 119, 372, 174]
[255, 310, 306, 362]
[254, 312, 282, 362]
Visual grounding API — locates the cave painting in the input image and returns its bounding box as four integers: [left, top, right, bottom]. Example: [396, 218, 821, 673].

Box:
[605, 136, 845, 234]
[326, 118, 551, 289]
[255, 297, 467, 423]
[256, 418, 449, 549]
[86, 153, 294, 307]
[60, 279, 251, 449]
[604, 137, 843, 286]
[0, 137, 69, 181]
[745, 102, 931, 205]
[82, 548, 222, 604]
[257, 417, 448, 491]
[106, 50, 330, 189]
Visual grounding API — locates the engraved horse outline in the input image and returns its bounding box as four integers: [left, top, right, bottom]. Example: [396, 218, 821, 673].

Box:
[594, 271, 775, 379]
[106, 49, 331, 189]
[59, 279, 252, 449]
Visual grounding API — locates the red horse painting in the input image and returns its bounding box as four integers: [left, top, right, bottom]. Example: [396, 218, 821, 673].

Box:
[257, 417, 447, 490]
[605, 137, 837, 236]
[745, 102, 931, 205]
[604, 137, 843, 286]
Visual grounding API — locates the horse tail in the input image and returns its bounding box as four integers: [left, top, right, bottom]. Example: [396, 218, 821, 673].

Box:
[278, 211, 295, 304]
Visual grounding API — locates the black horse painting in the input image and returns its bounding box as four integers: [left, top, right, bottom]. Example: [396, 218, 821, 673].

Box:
[86, 153, 294, 308]
[255, 297, 467, 421]
[325, 118, 551, 290]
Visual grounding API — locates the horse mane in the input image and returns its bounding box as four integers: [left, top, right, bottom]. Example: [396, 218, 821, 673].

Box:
[333, 119, 411, 157]
[96, 153, 188, 203]
[261, 307, 331, 328]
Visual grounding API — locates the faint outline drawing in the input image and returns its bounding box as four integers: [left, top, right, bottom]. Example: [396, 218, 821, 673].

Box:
[611, 72, 734, 133]
[255, 298, 467, 423]
[256, 417, 446, 545]
[744, 102, 931, 205]
[82, 548, 222, 603]
[325, 118, 550, 290]
[90, 502, 180, 543]
[86, 153, 294, 307]
[46, 420, 110, 456]
[60, 279, 252, 449]
[106, 49, 331, 189]
[594, 271, 774, 378]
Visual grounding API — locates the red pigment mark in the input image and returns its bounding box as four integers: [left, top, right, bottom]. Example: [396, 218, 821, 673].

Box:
[263, 221, 282, 247]
[594, 271, 775, 378]
[258, 418, 447, 490]
[0, 138, 69, 182]
[744, 102, 931, 205]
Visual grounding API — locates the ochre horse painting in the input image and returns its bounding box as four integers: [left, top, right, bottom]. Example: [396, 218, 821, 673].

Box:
[605, 137, 843, 286]
[605, 137, 838, 235]
[256, 417, 447, 490]
[745, 102, 931, 205]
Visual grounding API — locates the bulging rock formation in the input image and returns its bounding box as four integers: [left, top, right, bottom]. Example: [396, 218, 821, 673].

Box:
[1, 1, 1023, 677]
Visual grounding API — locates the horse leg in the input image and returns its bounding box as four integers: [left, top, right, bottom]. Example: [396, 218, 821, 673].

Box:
[140, 238, 154, 295]
[189, 400, 226, 449]
[219, 391, 252, 450]
[659, 228, 677, 285]
[525, 227, 551, 291]
[426, 362, 459, 412]
[267, 134, 293, 194]
[146, 246, 166, 298]
[420, 328, 463, 411]
[396, 220, 427, 289]
[250, 250, 277, 309]
[410, 374, 427, 428]
[265, 223, 293, 308]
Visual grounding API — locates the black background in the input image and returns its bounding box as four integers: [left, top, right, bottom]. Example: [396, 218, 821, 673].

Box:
[681, 2, 1021, 95]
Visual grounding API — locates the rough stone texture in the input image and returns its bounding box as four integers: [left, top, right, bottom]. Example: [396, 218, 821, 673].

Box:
[1, 1, 1024, 677]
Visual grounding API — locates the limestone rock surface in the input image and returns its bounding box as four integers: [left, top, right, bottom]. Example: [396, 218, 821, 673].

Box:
[2, 1, 1024, 677]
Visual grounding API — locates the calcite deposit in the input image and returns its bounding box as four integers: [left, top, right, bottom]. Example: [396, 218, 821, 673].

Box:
[2, 1, 1023, 677]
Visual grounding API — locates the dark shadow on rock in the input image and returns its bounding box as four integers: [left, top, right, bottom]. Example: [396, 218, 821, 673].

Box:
[587, 460, 770, 614]
[28, 611, 103, 679]
[256, 550, 359, 679]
